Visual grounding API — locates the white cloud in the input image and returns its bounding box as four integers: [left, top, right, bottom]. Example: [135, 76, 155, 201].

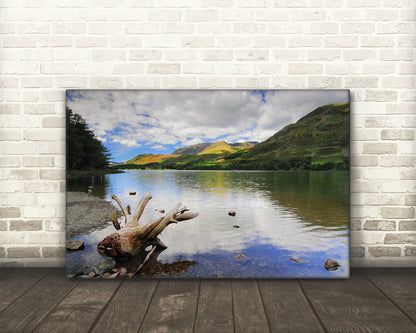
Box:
[66, 89, 349, 152]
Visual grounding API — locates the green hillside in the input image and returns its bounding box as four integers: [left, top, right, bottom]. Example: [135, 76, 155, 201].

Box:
[117, 103, 349, 171]
[249, 102, 349, 161]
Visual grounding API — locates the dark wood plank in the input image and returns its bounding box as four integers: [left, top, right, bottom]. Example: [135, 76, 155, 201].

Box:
[301, 269, 416, 333]
[0, 268, 50, 312]
[32, 279, 122, 333]
[362, 268, 416, 324]
[0, 269, 78, 333]
[232, 280, 270, 333]
[139, 280, 199, 333]
[258, 280, 324, 333]
[195, 280, 233, 333]
[0, 268, 12, 279]
[91, 279, 158, 333]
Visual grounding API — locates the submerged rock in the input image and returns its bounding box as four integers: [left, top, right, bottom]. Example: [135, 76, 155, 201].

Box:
[233, 225, 240, 228]
[100, 259, 116, 271]
[235, 254, 245, 259]
[324, 259, 340, 271]
[66, 240, 84, 251]
[228, 211, 236, 216]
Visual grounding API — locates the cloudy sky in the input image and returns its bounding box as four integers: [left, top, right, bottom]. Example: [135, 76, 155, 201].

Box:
[66, 90, 349, 163]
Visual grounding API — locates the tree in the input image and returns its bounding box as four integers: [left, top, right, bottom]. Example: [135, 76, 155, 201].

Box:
[66, 107, 111, 170]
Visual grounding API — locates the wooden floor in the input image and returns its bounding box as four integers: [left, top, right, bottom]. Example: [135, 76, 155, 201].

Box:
[0, 268, 415, 333]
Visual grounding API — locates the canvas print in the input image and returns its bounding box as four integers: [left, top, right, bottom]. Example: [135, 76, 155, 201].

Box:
[66, 90, 350, 279]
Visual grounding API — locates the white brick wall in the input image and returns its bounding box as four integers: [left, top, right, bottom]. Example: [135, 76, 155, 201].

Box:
[0, 0, 415, 268]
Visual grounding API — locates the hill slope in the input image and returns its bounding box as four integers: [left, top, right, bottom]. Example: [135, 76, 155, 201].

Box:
[248, 103, 349, 161]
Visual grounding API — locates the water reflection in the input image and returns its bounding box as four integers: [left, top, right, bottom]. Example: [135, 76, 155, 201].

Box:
[67, 170, 349, 278]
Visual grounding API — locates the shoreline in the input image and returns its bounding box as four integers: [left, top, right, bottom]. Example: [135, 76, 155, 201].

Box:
[66, 192, 120, 240]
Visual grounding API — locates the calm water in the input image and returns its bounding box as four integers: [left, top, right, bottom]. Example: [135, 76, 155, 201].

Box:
[67, 170, 349, 278]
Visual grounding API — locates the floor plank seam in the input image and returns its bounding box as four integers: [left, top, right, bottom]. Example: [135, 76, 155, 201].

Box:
[136, 279, 159, 333]
[256, 280, 272, 333]
[29, 277, 81, 333]
[192, 280, 201, 333]
[0, 269, 52, 317]
[231, 280, 236, 333]
[87, 280, 124, 333]
[298, 280, 328, 333]
[361, 272, 416, 327]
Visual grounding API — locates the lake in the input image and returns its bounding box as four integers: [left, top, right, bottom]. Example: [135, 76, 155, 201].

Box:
[67, 170, 349, 278]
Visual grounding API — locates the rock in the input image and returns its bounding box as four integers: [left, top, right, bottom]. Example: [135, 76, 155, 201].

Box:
[66, 240, 84, 251]
[233, 225, 240, 228]
[100, 259, 116, 271]
[228, 210, 236, 216]
[126, 272, 134, 278]
[129, 191, 136, 196]
[118, 267, 127, 277]
[127, 205, 131, 215]
[93, 266, 105, 276]
[155, 209, 165, 214]
[290, 257, 309, 264]
[103, 272, 119, 279]
[88, 271, 96, 278]
[324, 259, 340, 271]
[78, 275, 90, 279]
[235, 254, 245, 259]
[66, 274, 76, 279]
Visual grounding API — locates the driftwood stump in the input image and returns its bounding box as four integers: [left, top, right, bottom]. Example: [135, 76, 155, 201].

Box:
[97, 191, 198, 260]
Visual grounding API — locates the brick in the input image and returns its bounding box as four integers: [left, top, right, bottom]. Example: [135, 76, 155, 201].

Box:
[148, 10, 181, 22]
[9, 220, 42, 231]
[343, 49, 376, 61]
[162, 77, 196, 89]
[292, 9, 325, 21]
[365, 194, 404, 206]
[220, 9, 253, 21]
[3, 143, 37, 155]
[361, 36, 394, 48]
[2, 36, 37, 48]
[341, 22, 375, 34]
[0, 181, 22, 193]
[326, 63, 359, 75]
[129, 50, 161, 61]
[197, 22, 231, 34]
[0, 129, 21, 141]
[51, 22, 87, 34]
[181, 36, 215, 48]
[89, 77, 124, 89]
[161, 23, 195, 34]
[236, 50, 268, 61]
[182, 63, 215, 74]
[92, 49, 126, 61]
[37, 141, 65, 155]
[23, 104, 55, 115]
[7, 169, 37, 180]
[88, 23, 124, 34]
[25, 231, 64, 245]
[404, 247, 416, 256]
[368, 246, 401, 257]
[143, 36, 181, 48]
[308, 77, 342, 88]
[113, 64, 145, 74]
[42, 246, 65, 258]
[42, 117, 65, 128]
[253, 36, 287, 48]
[39, 169, 65, 180]
[344, 77, 378, 88]
[162, 49, 197, 61]
[363, 143, 397, 154]
[147, 63, 180, 74]
[381, 129, 414, 141]
[350, 231, 385, 245]
[269, 22, 304, 34]
[44, 219, 65, 232]
[0, 207, 20, 218]
[24, 129, 62, 141]
[399, 221, 416, 231]
[0, 221, 6, 231]
[307, 49, 340, 61]
[379, 49, 414, 61]
[275, 49, 304, 61]
[381, 207, 414, 219]
[350, 220, 362, 231]
[39, 36, 73, 47]
[351, 179, 381, 193]
[385, 233, 416, 244]
[74, 36, 108, 48]
[405, 196, 416, 206]
[22, 157, 55, 167]
[366, 90, 399, 103]
[288, 36, 322, 47]
[216, 36, 252, 48]
[325, 36, 357, 48]
[233, 23, 267, 34]
[24, 182, 58, 193]
[202, 50, 234, 61]
[236, 77, 269, 88]
[364, 220, 396, 231]
[7, 247, 40, 258]
[184, 10, 218, 22]
[288, 63, 322, 74]
[0, 156, 20, 167]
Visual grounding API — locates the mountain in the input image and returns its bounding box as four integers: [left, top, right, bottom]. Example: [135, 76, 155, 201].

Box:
[248, 103, 349, 161]
[119, 103, 349, 171]
[172, 143, 211, 155]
